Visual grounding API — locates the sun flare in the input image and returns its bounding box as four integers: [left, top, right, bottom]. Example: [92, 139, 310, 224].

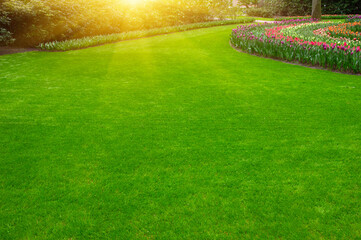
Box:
[124, 0, 144, 5]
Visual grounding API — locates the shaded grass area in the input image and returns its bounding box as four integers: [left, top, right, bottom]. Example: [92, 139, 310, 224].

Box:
[1, 24, 361, 239]
[38, 19, 254, 51]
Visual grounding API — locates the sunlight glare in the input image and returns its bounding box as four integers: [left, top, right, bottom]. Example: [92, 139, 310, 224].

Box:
[124, 0, 144, 5]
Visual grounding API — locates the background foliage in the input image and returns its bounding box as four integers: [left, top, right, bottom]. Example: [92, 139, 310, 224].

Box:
[246, 0, 360, 18]
[0, 10, 14, 45]
[0, 0, 234, 47]
[323, 0, 360, 15]
[1, 0, 360, 47]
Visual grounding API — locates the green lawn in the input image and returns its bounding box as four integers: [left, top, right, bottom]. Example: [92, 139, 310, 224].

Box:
[1, 24, 361, 239]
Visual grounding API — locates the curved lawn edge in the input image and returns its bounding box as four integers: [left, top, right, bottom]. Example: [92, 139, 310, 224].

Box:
[0, 47, 39, 56]
[38, 18, 255, 51]
[230, 41, 361, 76]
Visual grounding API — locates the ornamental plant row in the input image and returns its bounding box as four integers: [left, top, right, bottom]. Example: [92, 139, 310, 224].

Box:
[346, 15, 361, 23]
[230, 20, 361, 74]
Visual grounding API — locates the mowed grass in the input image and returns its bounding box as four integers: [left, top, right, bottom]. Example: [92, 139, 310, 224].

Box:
[1, 24, 361, 239]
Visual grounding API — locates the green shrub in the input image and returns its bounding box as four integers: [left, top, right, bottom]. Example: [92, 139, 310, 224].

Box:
[1, 0, 130, 47]
[259, 0, 360, 17]
[0, 28, 14, 46]
[263, 0, 311, 17]
[323, 0, 360, 15]
[246, 8, 273, 18]
[0, 11, 14, 46]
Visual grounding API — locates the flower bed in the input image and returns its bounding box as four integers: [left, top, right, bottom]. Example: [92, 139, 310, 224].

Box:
[280, 22, 337, 43]
[280, 22, 360, 46]
[230, 19, 361, 74]
[327, 22, 361, 41]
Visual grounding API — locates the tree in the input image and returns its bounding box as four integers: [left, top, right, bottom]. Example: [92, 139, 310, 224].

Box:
[238, 0, 259, 8]
[312, 0, 321, 19]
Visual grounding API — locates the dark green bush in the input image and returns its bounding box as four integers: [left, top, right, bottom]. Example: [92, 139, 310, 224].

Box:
[0, 28, 14, 45]
[263, 0, 311, 17]
[256, 0, 360, 18]
[1, 0, 131, 47]
[323, 0, 360, 15]
[0, 12, 14, 45]
[246, 8, 273, 18]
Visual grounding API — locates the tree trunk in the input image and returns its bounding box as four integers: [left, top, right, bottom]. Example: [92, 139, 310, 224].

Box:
[312, 0, 321, 20]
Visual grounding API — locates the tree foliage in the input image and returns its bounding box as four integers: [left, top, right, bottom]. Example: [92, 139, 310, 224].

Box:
[247, 0, 360, 17]
[238, 0, 258, 8]
[0, 9, 14, 45]
[0, 0, 237, 47]
[323, 0, 360, 15]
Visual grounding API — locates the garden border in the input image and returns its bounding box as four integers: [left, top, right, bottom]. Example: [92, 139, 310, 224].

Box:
[230, 41, 361, 76]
